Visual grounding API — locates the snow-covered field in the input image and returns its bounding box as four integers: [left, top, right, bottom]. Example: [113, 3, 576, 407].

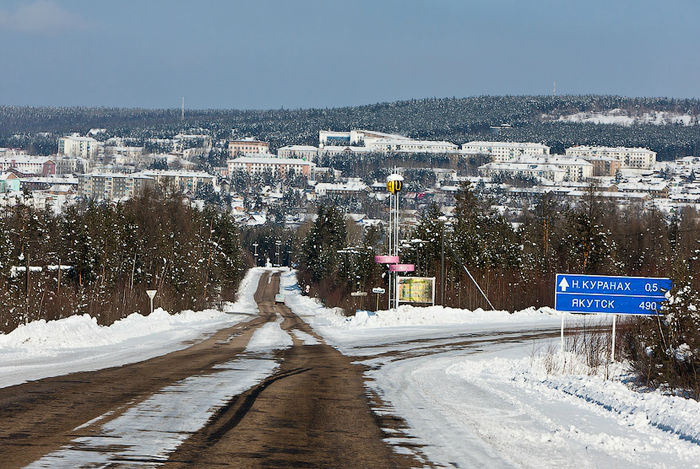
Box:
[0, 267, 266, 388]
[282, 270, 700, 468]
[543, 109, 697, 126]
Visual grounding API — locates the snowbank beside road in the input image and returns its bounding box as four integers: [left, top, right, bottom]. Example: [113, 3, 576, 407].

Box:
[449, 351, 700, 447]
[334, 304, 566, 328]
[0, 308, 230, 352]
[280, 270, 604, 352]
[0, 268, 265, 388]
[280, 269, 572, 328]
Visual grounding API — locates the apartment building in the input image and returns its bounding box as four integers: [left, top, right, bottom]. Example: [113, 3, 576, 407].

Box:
[0, 156, 56, 176]
[58, 135, 102, 158]
[78, 173, 154, 200]
[479, 156, 592, 182]
[319, 129, 458, 154]
[565, 146, 657, 169]
[277, 145, 319, 161]
[228, 139, 269, 157]
[227, 156, 314, 178]
[461, 141, 551, 161]
[141, 170, 215, 194]
[55, 156, 90, 175]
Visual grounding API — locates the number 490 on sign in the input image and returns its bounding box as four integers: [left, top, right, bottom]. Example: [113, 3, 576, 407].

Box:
[639, 301, 658, 311]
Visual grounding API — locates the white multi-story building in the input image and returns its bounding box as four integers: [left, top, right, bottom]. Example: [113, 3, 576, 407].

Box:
[227, 156, 315, 178]
[461, 141, 550, 161]
[479, 156, 592, 182]
[0, 156, 56, 176]
[319, 129, 458, 154]
[317, 146, 374, 157]
[141, 170, 215, 194]
[0, 148, 27, 157]
[314, 180, 368, 196]
[105, 146, 144, 159]
[319, 130, 354, 146]
[277, 145, 318, 161]
[78, 173, 154, 200]
[55, 156, 90, 175]
[363, 137, 458, 153]
[228, 138, 269, 157]
[565, 146, 657, 169]
[174, 133, 212, 152]
[58, 135, 102, 159]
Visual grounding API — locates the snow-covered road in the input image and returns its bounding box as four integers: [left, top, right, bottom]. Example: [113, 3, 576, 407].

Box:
[3, 268, 698, 468]
[281, 270, 700, 468]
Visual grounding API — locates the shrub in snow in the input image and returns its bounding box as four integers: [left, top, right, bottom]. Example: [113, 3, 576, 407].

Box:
[627, 278, 700, 398]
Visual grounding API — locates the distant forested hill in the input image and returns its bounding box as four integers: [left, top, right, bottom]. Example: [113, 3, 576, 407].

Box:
[2, 95, 700, 160]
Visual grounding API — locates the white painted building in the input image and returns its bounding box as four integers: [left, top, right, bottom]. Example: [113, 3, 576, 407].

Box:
[565, 146, 657, 169]
[227, 156, 315, 178]
[363, 137, 458, 153]
[228, 138, 269, 157]
[479, 156, 592, 182]
[0, 148, 27, 157]
[174, 133, 212, 152]
[317, 146, 374, 157]
[141, 170, 215, 193]
[319, 129, 458, 154]
[319, 130, 354, 146]
[105, 146, 144, 159]
[58, 135, 102, 158]
[78, 173, 155, 200]
[55, 156, 90, 174]
[461, 141, 551, 161]
[0, 156, 56, 176]
[315, 179, 368, 196]
[277, 145, 318, 161]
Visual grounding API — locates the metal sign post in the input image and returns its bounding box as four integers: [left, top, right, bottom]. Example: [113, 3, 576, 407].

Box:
[560, 314, 565, 355]
[372, 287, 385, 311]
[146, 289, 157, 315]
[611, 314, 617, 361]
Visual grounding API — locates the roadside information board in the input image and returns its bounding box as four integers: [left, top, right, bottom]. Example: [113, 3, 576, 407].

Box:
[555, 274, 672, 315]
[397, 277, 435, 304]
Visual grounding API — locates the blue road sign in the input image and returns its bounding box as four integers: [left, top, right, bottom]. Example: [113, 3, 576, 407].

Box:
[555, 274, 672, 315]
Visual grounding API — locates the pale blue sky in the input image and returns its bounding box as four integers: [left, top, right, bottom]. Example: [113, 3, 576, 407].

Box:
[1, 0, 698, 109]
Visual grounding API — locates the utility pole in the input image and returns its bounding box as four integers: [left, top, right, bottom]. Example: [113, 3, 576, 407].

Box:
[439, 216, 447, 305]
[441, 227, 445, 305]
[181, 97, 185, 121]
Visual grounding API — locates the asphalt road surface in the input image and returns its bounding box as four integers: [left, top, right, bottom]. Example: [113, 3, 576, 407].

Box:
[0, 272, 421, 468]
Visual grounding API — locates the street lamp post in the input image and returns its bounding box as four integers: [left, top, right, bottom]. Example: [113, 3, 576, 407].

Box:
[441, 231, 445, 305]
[438, 216, 450, 306]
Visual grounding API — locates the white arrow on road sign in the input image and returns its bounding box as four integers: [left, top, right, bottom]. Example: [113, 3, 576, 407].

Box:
[559, 277, 569, 292]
